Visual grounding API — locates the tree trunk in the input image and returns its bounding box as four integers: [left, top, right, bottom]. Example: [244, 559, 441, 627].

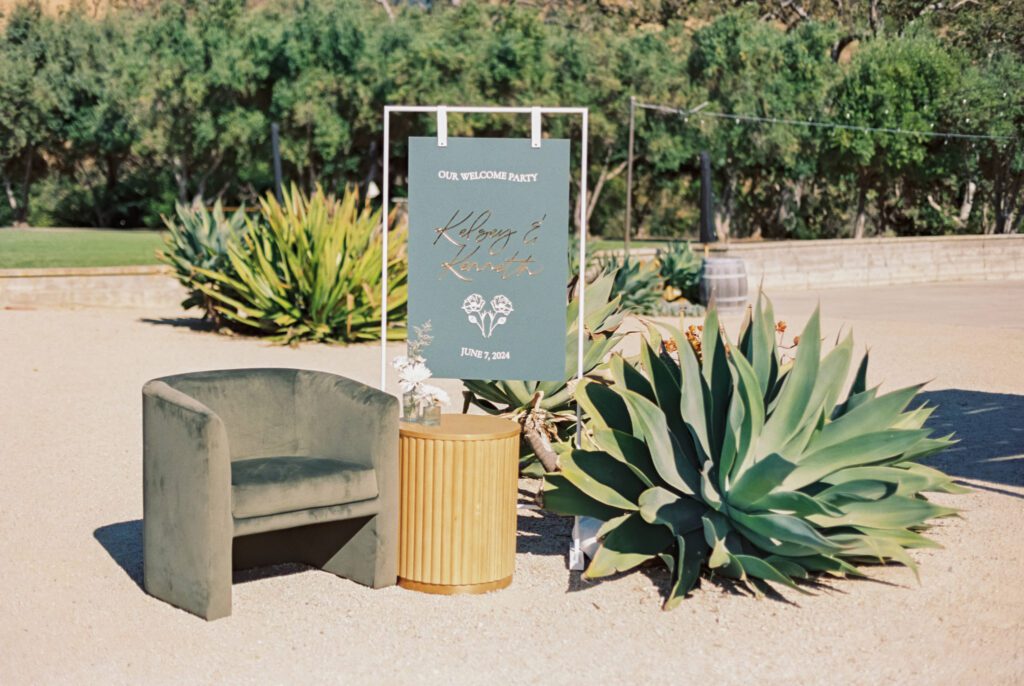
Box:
[958, 180, 977, 226]
[173, 155, 190, 203]
[17, 146, 34, 225]
[520, 420, 560, 473]
[713, 175, 734, 242]
[4, 175, 18, 216]
[853, 184, 868, 239]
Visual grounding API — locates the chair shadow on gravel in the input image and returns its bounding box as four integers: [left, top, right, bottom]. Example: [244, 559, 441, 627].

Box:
[94, 520, 313, 594]
[139, 315, 218, 333]
[94, 520, 144, 590]
[919, 389, 1024, 497]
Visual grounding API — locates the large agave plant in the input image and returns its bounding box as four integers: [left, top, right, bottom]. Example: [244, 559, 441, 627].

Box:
[544, 295, 963, 608]
[158, 199, 248, 320]
[194, 184, 407, 344]
[462, 273, 626, 473]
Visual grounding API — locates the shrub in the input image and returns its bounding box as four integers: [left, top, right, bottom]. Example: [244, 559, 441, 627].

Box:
[657, 241, 702, 303]
[194, 184, 407, 344]
[544, 295, 962, 608]
[599, 256, 663, 315]
[158, 198, 248, 320]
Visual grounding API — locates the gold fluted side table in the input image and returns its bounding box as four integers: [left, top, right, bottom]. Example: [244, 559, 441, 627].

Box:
[398, 414, 520, 595]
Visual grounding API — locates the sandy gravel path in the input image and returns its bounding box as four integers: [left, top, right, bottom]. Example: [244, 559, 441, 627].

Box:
[1, 281, 1021, 685]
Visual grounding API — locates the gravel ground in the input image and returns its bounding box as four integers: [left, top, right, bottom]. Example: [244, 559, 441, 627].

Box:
[1, 281, 1022, 685]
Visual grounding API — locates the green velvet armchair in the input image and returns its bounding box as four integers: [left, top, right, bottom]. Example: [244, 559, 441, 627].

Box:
[142, 368, 398, 620]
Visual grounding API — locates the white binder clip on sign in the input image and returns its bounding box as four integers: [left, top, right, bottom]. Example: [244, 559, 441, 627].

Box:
[531, 107, 542, 148]
[437, 106, 448, 147]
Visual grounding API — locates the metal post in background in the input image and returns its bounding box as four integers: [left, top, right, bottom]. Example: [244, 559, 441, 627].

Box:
[271, 122, 284, 202]
[624, 96, 636, 258]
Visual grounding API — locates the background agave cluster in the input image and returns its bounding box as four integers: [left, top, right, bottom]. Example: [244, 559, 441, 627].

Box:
[159, 184, 406, 344]
[544, 295, 963, 609]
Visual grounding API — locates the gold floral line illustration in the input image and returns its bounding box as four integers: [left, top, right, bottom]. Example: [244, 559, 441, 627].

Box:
[461, 294, 514, 338]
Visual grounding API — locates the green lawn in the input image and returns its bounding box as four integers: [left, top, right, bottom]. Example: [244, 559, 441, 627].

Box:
[0, 228, 167, 269]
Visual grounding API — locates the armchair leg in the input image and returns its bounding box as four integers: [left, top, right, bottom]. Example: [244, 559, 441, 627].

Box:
[143, 519, 232, 621]
[315, 515, 397, 589]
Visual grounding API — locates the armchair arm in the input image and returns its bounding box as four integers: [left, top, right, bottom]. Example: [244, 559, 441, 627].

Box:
[142, 380, 233, 619]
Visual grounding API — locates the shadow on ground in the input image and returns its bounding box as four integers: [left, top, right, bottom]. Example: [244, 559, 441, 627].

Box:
[95, 519, 315, 594]
[94, 520, 144, 590]
[920, 389, 1024, 496]
[139, 316, 218, 333]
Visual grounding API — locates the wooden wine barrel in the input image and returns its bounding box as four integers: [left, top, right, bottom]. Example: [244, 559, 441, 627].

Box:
[699, 256, 749, 310]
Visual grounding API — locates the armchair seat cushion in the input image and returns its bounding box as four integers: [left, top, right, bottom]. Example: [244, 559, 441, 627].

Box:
[231, 456, 378, 519]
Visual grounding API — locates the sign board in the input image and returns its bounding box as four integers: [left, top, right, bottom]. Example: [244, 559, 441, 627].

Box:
[407, 136, 570, 381]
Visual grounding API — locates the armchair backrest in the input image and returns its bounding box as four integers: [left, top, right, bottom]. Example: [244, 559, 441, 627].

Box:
[158, 368, 300, 461]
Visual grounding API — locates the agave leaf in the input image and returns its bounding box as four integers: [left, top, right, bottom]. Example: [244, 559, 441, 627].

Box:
[638, 486, 706, 535]
[764, 555, 809, 579]
[782, 429, 932, 490]
[617, 388, 700, 496]
[809, 495, 957, 529]
[852, 526, 942, 549]
[727, 453, 797, 510]
[701, 308, 733, 458]
[833, 350, 872, 418]
[750, 293, 779, 397]
[663, 530, 707, 610]
[721, 341, 766, 481]
[584, 512, 674, 579]
[889, 434, 959, 464]
[577, 380, 632, 434]
[752, 490, 846, 518]
[541, 474, 623, 521]
[676, 328, 712, 459]
[811, 383, 925, 453]
[793, 554, 866, 577]
[803, 331, 854, 425]
[899, 463, 971, 494]
[610, 355, 656, 402]
[591, 428, 658, 487]
[560, 450, 645, 511]
[729, 510, 843, 553]
[732, 554, 809, 593]
[758, 308, 822, 457]
[640, 341, 686, 440]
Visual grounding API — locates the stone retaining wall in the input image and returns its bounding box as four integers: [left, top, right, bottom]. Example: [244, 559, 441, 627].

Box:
[0, 266, 185, 309]
[622, 234, 1024, 291]
[3, 235, 1022, 309]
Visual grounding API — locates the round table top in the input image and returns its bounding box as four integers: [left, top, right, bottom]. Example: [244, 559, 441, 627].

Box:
[399, 413, 520, 441]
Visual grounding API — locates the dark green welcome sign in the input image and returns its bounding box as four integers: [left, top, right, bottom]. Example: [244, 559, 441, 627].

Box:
[408, 136, 570, 381]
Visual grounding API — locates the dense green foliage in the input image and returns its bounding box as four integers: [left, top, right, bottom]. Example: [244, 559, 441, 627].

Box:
[165, 184, 407, 343]
[544, 296, 963, 608]
[1, 0, 1021, 237]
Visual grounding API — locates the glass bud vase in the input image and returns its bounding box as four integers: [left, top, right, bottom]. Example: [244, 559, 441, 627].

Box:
[402, 392, 441, 426]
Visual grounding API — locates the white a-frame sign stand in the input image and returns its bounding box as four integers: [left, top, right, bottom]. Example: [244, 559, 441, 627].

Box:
[378, 105, 591, 570]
